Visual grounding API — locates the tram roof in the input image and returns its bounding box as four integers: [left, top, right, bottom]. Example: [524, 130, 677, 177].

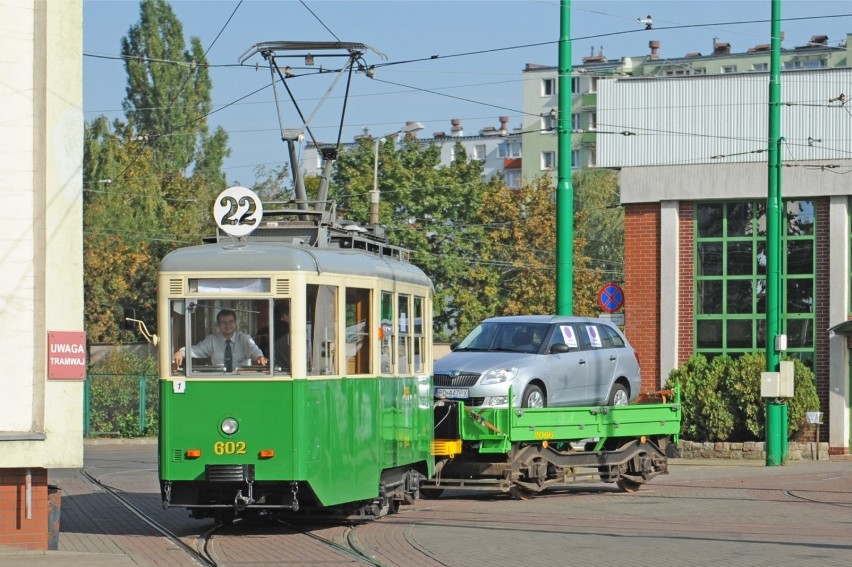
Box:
[159, 241, 433, 289]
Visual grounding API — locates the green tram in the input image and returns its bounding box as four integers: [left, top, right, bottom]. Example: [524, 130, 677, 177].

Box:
[157, 193, 434, 520]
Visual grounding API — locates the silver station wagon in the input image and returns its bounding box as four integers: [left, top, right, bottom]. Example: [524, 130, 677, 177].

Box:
[434, 315, 641, 408]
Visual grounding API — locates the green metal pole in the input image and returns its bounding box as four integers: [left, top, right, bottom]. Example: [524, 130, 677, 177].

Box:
[556, 0, 573, 316]
[766, 0, 786, 466]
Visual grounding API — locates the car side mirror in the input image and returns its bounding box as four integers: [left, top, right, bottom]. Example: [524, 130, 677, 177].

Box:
[450, 341, 459, 352]
[550, 343, 569, 354]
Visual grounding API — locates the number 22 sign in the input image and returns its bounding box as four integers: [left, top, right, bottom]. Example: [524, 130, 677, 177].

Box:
[214, 186, 264, 237]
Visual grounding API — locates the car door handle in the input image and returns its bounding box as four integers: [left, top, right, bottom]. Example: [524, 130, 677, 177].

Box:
[579, 359, 586, 365]
[609, 355, 617, 361]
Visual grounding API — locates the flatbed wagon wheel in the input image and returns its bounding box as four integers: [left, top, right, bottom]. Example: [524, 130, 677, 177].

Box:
[508, 485, 538, 500]
[616, 478, 643, 493]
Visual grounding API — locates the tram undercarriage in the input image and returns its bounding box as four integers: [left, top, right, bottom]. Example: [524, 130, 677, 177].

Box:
[163, 465, 425, 521]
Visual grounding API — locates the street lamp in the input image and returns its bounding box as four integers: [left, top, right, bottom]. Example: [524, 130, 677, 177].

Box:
[371, 121, 424, 225]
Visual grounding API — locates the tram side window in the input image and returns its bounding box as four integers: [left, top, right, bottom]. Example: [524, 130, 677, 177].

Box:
[398, 295, 411, 374]
[170, 301, 186, 375]
[413, 296, 425, 373]
[381, 292, 393, 374]
[345, 288, 371, 374]
[307, 284, 337, 375]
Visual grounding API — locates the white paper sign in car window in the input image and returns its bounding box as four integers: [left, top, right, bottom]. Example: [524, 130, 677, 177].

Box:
[586, 325, 603, 348]
[560, 325, 578, 348]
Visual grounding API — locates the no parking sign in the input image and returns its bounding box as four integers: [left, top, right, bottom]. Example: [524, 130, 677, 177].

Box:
[597, 283, 624, 314]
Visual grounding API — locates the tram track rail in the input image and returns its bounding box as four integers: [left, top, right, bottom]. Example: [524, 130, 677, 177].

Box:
[81, 466, 220, 566]
[82, 464, 428, 567]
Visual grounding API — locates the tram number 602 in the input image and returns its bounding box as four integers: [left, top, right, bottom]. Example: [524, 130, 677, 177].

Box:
[213, 441, 247, 455]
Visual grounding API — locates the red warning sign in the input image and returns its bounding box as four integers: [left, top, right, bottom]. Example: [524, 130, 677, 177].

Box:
[48, 331, 87, 380]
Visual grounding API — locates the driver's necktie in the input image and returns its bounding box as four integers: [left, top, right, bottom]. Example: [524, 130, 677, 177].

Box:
[225, 339, 233, 371]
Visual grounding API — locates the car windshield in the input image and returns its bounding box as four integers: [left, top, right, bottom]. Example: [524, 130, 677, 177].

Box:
[456, 322, 550, 353]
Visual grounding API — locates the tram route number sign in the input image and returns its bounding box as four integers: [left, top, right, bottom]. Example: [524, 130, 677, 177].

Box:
[214, 186, 263, 237]
[597, 283, 624, 314]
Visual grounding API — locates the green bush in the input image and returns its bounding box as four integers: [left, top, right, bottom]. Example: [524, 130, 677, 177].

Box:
[87, 349, 158, 437]
[665, 353, 819, 442]
[666, 354, 735, 441]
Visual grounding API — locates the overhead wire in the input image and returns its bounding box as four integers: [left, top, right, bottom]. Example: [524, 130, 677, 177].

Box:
[84, 8, 852, 188]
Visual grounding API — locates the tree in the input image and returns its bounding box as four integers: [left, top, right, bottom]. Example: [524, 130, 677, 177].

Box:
[121, 0, 227, 178]
[330, 140, 489, 337]
[83, 117, 166, 342]
[453, 176, 604, 338]
[574, 169, 623, 281]
[84, 0, 229, 343]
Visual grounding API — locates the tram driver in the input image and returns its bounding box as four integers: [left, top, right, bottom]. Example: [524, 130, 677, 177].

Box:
[174, 308, 268, 370]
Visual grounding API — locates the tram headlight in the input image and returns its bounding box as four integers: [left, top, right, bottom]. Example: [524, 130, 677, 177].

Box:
[221, 418, 239, 435]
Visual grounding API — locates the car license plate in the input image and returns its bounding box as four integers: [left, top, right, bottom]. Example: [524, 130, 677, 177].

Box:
[435, 387, 468, 399]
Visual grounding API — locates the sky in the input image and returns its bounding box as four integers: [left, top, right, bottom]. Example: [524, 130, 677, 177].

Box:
[83, 0, 852, 186]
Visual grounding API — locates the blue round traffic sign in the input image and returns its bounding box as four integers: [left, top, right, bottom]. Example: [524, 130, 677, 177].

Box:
[598, 283, 624, 313]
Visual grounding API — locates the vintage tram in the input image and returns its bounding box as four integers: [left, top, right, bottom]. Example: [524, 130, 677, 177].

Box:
[156, 190, 434, 520]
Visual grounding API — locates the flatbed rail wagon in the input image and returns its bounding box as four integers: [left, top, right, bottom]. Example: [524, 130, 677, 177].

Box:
[423, 388, 681, 498]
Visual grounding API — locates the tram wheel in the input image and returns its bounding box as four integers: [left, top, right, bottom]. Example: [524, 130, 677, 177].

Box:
[508, 485, 538, 500]
[616, 478, 643, 493]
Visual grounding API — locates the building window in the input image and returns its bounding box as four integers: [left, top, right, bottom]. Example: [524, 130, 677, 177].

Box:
[541, 78, 556, 96]
[752, 62, 768, 72]
[589, 112, 597, 131]
[475, 144, 487, 161]
[541, 151, 556, 170]
[589, 148, 597, 167]
[541, 115, 555, 133]
[499, 141, 520, 158]
[571, 113, 580, 130]
[571, 150, 580, 169]
[785, 59, 827, 69]
[590, 77, 600, 93]
[504, 169, 521, 189]
[694, 200, 815, 366]
[722, 65, 737, 74]
[571, 76, 580, 94]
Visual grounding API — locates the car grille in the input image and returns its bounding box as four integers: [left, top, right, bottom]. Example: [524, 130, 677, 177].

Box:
[433, 372, 480, 387]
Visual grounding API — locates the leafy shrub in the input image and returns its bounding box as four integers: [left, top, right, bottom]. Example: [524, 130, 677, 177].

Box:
[665, 353, 819, 442]
[87, 349, 158, 437]
[666, 354, 735, 441]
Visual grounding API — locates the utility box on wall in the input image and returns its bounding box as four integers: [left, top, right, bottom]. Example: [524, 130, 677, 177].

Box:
[761, 360, 795, 398]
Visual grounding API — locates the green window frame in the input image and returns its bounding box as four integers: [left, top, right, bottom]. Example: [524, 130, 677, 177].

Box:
[694, 200, 815, 367]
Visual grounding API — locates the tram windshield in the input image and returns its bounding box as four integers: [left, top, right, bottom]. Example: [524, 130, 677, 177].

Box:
[170, 298, 290, 377]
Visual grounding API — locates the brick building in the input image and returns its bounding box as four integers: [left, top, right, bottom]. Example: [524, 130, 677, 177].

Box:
[600, 69, 851, 455]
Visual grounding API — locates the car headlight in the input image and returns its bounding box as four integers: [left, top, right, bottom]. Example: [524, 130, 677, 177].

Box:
[221, 417, 239, 435]
[480, 367, 519, 385]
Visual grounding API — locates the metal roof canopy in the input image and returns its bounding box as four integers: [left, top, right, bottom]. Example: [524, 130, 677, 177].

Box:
[828, 320, 852, 336]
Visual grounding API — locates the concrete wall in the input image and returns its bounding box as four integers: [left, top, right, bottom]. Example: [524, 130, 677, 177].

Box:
[0, 0, 84, 551]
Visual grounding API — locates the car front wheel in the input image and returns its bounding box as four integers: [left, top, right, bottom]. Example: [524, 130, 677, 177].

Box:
[522, 384, 546, 408]
[608, 383, 629, 406]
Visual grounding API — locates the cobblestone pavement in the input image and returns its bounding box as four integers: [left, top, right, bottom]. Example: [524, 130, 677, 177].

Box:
[1, 442, 850, 567]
